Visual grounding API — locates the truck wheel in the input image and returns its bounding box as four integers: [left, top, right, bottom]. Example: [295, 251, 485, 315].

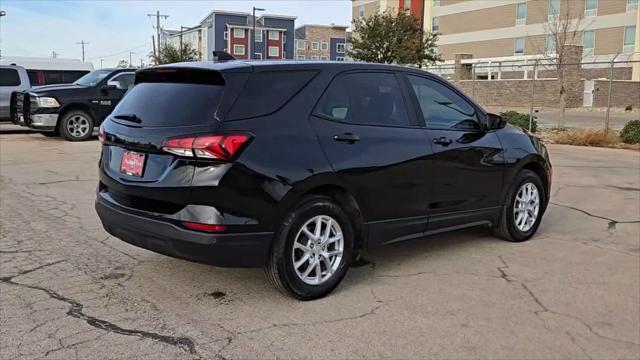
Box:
[60, 110, 94, 141]
[266, 195, 354, 300]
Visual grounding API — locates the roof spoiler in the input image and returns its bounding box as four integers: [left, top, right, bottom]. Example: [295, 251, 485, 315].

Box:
[212, 51, 236, 62]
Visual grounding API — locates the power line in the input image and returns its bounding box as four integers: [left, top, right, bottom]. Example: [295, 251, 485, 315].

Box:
[85, 43, 149, 61]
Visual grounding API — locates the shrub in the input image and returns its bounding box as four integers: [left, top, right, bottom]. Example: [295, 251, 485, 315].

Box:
[620, 120, 640, 144]
[551, 128, 619, 147]
[500, 111, 538, 133]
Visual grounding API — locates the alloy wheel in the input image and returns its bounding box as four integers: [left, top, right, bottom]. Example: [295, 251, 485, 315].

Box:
[291, 215, 344, 285]
[513, 182, 540, 232]
[66, 115, 90, 138]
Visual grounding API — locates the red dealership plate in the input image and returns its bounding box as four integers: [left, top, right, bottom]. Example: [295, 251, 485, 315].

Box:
[120, 151, 146, 177]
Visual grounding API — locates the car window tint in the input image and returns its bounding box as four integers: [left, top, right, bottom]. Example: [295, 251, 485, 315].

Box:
[226, 70, 318, 120]
[0, 69, 21, 86]
[315, 72, 411, 127]
[407, 75, 479, 130]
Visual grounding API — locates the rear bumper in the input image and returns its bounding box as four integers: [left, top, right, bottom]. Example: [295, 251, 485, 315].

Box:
[95, 195, 274, 268]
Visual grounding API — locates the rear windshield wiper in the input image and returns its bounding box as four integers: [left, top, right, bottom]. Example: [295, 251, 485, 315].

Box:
[113, 114, 142, 123]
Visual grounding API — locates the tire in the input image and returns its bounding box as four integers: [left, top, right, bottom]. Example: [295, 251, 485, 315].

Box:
[59, 110, 94, 141]
[494, 169, 546, 242]
[265, 195, 354, 300]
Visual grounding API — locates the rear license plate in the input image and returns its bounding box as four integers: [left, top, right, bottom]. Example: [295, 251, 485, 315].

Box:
[120, 151, 146, 177]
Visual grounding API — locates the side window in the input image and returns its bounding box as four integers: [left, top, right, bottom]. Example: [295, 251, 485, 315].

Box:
[407, 75, 479, 130]
[226, 71, 318, 120]
[44, 71, 64, 84]
[0, 69, 21, 86]
[315, 72, 412, 127]
[112, 74, 135, 90]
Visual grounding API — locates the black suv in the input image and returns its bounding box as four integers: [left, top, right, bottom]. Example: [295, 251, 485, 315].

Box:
[96, 61, 552, 300]
[11, 68, 136, 141]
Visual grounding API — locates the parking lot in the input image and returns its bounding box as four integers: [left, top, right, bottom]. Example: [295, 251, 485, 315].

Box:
[1, 131, 639, 359]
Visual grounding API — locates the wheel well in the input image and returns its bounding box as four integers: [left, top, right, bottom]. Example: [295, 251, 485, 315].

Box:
[304, 185, 365, 250]
[58, 104, 95, 130]
[522, 162, 549, 205]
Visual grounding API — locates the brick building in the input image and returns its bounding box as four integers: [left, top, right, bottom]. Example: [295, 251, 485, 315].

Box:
[165, 10, 296, 61]
[294, 25, 350, 61]
[352, 0, 640, 80]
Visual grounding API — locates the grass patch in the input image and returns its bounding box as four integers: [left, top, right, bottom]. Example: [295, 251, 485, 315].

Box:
[542, 128, 639, 150]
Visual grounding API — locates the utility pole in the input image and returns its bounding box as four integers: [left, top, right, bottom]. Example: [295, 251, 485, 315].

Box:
[147, 11, 169, 59]
[179, 26, 189, 56]
[100, 59, 104, 68]
[151, 35, 157, 63]
[51, 51, 58, 59]
[76, 40, 89, 62]
[129, 51, 135, 67]
[252, 7, 265, 60]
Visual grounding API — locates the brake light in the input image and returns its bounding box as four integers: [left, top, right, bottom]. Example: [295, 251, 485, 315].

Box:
[182, 222, 227, 233]
[162, 133, 252, 161]
[98, 126, 105, 143]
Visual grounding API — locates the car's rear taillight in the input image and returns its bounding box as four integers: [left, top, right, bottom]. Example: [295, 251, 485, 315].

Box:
[98, 126, 105, 143]
[162, 133, 252, 161]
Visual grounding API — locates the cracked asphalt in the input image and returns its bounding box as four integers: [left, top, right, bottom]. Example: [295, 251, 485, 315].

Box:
[1, 132, 639, 359]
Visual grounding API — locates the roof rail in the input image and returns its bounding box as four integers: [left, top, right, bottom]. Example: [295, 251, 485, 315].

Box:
[212, 51, 236, 62]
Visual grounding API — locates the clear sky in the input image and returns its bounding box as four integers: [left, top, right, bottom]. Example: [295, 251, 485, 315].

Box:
[0, 0, 352, 68]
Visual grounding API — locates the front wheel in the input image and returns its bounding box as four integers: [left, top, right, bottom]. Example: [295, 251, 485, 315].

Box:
[494, 170, 546, 242]
[265, 195, 354, 300]
[59, 110, 94, 141]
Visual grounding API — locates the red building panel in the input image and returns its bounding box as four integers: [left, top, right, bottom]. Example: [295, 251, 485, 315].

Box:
[229, 27, 249, 60]
[266, 30, 283, 59]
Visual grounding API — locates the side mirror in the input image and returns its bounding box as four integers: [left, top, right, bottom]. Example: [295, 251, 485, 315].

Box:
[486, 113, 506, 130]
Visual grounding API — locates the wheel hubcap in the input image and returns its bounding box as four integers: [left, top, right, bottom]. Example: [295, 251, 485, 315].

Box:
[514, 182, 540, 232]
[292, 215, 344, 285]
[66, 115, 90, 138]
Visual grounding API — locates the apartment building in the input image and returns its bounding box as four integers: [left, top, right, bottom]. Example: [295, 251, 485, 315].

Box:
[165, 10, 296, 61]
[352, 0, 640, 79]
[294, 25, 349, 61]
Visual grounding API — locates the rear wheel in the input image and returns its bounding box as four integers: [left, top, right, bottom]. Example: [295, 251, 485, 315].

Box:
[266, 196, 354, 300]
[59, 110, 93, 141]
[494, 170, 545, 242]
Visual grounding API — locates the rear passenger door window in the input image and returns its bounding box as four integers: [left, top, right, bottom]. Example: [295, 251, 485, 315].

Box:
[407, 75, 480, 131]
[315, 72, 415, 127]
[0, 69, 21, 86]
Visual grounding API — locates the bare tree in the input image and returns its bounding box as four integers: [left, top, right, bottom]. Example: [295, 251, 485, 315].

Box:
[540, 0, 590, 128]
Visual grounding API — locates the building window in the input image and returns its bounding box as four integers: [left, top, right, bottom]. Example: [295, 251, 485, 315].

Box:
[516, 3, 527, 25]
[432, 17, 440, 32]
[321, 42, 329, 51]
[254, 53, 262, 60]
[283, 35, 286, 43]
[320, 56, 328, 60]
[546, 34, 556, 53]
[623, 26, 636, 53]
[268, 46, 279, 57]
[224, 31, 228, 40]
[582, 30, 595, 55]
[514, 37, 525, 55]
[310, 55, 319, 60]
[233, 44, 245, 55]
[283, 51, 286, 59]
[297, 55, 306, 60]
[359, 5, 365, 17]
[585, 0, 597, 16]
[628, 0, 638, 12]
[297, 40, 307, 50]
[336, 43, 346, 54]
[404, 0, 411, 10]
[255, 30, 263, 42]
[336, 56, 345, 61]
[268, 31, 280, 40]
[233, 28, 245, 38]
[548, 0, 560, 19]
[312, 42, 319, 50]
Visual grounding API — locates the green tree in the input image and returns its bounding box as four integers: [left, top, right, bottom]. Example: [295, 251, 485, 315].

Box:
[116, 59, 129, 68]
[349, 10, 441, 66]
[151, 42, 200, 65]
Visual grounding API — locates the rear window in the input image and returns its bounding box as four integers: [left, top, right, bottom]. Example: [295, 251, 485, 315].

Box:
[225, 70, 318, 120]
[110, 82, 223, 127]
[0, 69, 21, 86]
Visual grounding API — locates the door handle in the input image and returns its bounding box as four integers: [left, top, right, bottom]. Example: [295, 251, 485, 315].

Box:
[333, 133, 360, 143]
[433, 137, 453, 146]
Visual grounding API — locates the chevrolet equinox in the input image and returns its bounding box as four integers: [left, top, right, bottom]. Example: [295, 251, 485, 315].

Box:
[95, 61, 552, 300]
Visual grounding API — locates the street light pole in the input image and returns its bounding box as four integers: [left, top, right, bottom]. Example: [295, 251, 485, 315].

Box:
[252, 7, 265, 60]
[129, 51, 135, 67]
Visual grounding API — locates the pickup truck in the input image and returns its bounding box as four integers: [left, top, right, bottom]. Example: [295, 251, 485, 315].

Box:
[1, 65, 30, 121]
[10, 68, 136, 141]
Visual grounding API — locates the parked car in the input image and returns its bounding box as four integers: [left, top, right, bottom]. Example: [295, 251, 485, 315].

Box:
[1, 65, 30, 121]
[10, 68, 136, 141]
[0, 56, 93, 86]
[95, 61, 552, 300]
